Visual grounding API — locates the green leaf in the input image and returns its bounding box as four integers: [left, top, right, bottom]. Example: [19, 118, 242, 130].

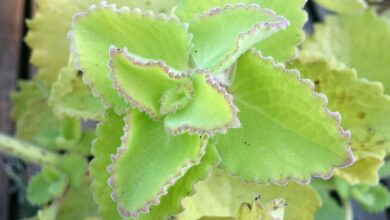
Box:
[90, 108, 124, 220]
[178, 169, 321, 220]
[314, 0, 367, 14]
[140, 140, 221, 220]
[109, 48, 191, 119]
[350, 184, 390, 213]
[288, 58, 390, 184]
[27, 167, 68, 205]
[379, 160, 390, 178]
[159, 81, 193, 116]
[164, 71, 240, 136]
[108, 110, 207, 218]
[69, 2, 192, 113]
[11, 78, 62, 149]
[58, 154, 88, 188]
[302, 10, 390, 93]
[313, 183, 344, 220]
[26, 0, 161, 86]
[175, 0, 307, 62]
[49, 61, 104, 120]
[217, 50, 352, 183]
[187, 3, 288, 72]
[25, 0, 99, 85]
[56, 177, 100, 220]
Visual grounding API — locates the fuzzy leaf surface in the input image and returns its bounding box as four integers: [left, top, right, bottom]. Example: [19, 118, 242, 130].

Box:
[289, 58, 390, 184]
[303, 11, 390, 93]
[217, 50, 352, 183]
[109, 110, 207, 218]
[90, 108, 124, 220]
[70, 2, 192, 112]
[49, 62, 104, 120]
[178, 169, 321, 220]
[109, 48, 190, 119]
[175, 0, 307, 62]
[26, 0, 171, 85]
[188, 3, 288, 72]
[142, 141, 221, 220]
[164, 71, 240, 136]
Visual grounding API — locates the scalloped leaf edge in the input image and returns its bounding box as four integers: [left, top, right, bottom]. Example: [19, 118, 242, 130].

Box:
[67, 0, 192, 114]
[189, 3, 290, 73]
[219, 48, 354, 185]
[106, 111, 209, 218]
[109, 46, 189, 120]
[164, 69, 241, 136]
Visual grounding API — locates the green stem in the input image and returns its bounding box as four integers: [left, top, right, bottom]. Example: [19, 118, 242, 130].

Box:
[0, 133, 62, 166]
[344, 199, 353, 220]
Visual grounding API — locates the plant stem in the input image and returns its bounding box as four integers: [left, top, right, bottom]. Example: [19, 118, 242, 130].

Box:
[344, 199, 353, 220]
[0, 133, 61, 166]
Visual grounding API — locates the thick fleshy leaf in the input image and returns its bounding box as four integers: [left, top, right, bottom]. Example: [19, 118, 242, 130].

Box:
[187, 3, 288, 72]
[164, 71, 240, 136]
[25, 0, 99, 85]
[175, 0, 307, 62]
[90, 108, 124, 220]
[49, 62, 104, 120]
[350, 184, 390, 213]
[178, 169, 321, 220]
[315, 0, 367, 14]
[108, 110, 207, 218]
[302, 10, 390, 93]
[69, 2, 192, 113]
[109, 47, 190, 119]
[27, 167, 68, 205]
[217, 50, 352, 184]
[141, 141, 221, 220]
[289, 58, 390, 184]
[26, 0, 171, 86]
[91, 109, 220, 220]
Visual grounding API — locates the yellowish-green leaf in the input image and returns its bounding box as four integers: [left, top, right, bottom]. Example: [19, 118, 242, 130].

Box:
[302, 10, 390, 93]
[70, 2, 192, 113]
[175, 0, 307, 62]
[49, 62, 104, 120]
[108, 110, 207, 218]
[164, 71, 240, 136]
[178, 169, 321, 220]
[90, 108, 124, 220]
[217, 50, 352, 184]
[109, 48, 191, 119]
[288, 57, 390, 184]
[188, 3, 288, 72]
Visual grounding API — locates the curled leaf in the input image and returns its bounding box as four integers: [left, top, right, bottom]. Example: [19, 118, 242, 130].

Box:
[108, 110, 207, 218]
[69, 1, 193, 113]
[188, 3, 289, 72]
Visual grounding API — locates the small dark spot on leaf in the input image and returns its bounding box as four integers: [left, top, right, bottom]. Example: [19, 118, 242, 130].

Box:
[77, 70, 83, 77]
[357, 112, 366, 119]
[376, 140, 385, 146]
[314, 80, 320, 85]
[194, 50, 198, 53]
[255, 195, 261, 201]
